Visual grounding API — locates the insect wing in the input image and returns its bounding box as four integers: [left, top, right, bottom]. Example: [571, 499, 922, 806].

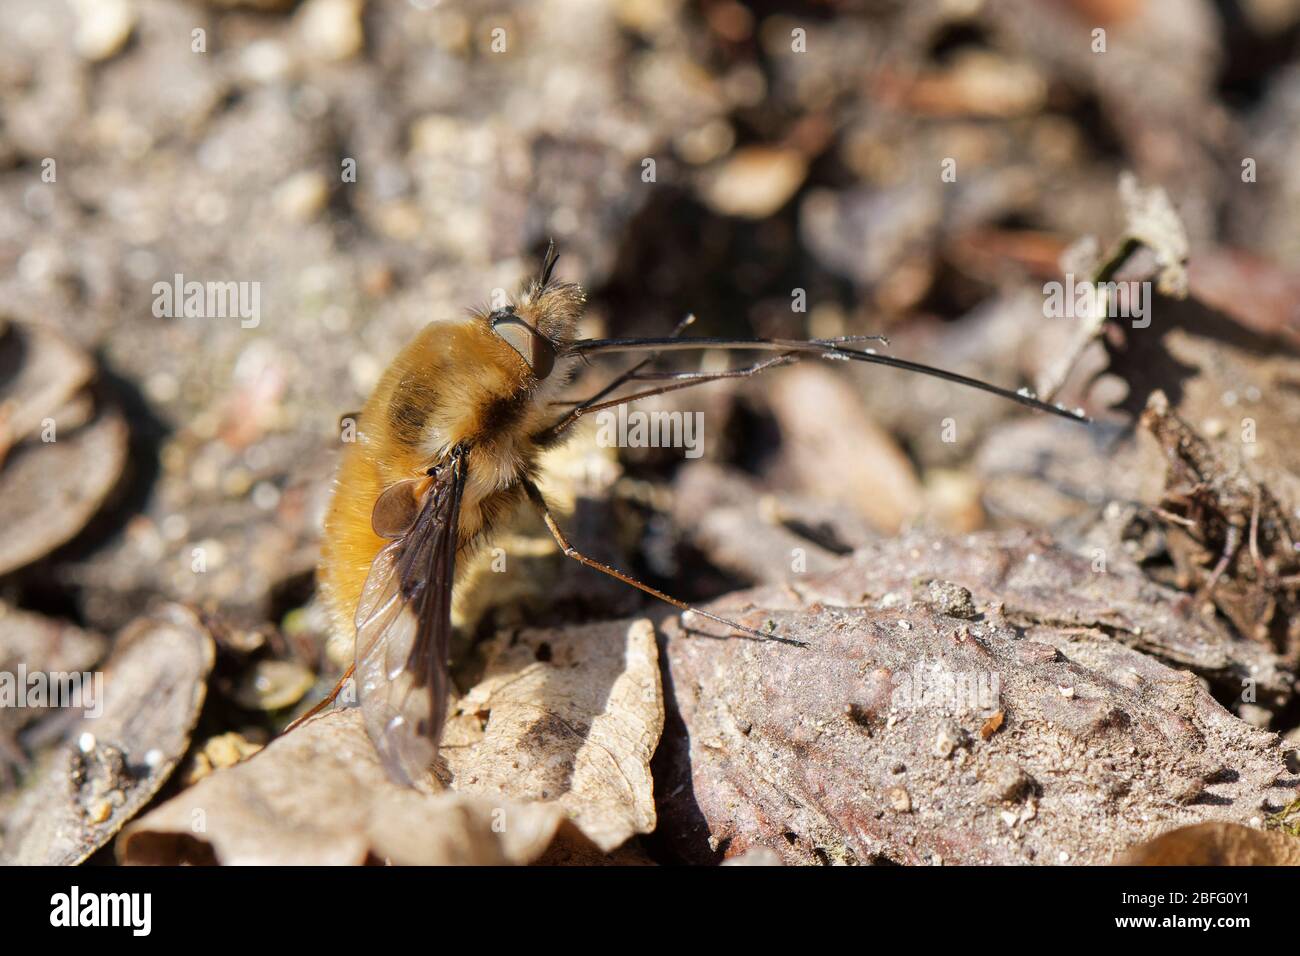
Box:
[353, 453, 467, 788]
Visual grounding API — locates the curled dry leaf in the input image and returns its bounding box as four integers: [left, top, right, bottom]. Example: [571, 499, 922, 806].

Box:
[0, 322, 123, 578]
[444, 618, 664, 853]
[656, 532, 1293, 865]
[0, 406, 128, 576]
[1037, 176, 1190, 402]
[1118, 822, 1300, 866]
[1117, 173, 1189, 299]
[0, 604, 214, 865]
[119, 708, 569, 865]
[0, 321, 95, 449]
[0, 604, 106, 781]
[121, 618, 663, 864]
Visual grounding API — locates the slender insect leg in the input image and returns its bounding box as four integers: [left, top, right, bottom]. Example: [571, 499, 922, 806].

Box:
[284, 662, 357, 733]
[538, 354, 797, 443]
[546, 314, 697, 438]
[552, 326, 883, 422]
[577, 314, 698, 405]
[566, 356, 796, 424]
[522, 479, 806, 647]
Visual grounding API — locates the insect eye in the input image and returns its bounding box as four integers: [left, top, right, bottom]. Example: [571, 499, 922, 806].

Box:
[491, 315, 555, 380]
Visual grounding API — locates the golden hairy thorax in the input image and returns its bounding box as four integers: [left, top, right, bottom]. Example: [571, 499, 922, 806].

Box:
[318, 276, 584, 647]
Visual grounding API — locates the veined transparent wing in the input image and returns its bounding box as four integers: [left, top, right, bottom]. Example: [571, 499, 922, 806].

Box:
[353, 447, 467, 788]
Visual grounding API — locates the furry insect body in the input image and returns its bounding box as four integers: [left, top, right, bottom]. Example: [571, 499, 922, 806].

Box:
[318, 268, 585, 786]
[321, 281, 583, 636]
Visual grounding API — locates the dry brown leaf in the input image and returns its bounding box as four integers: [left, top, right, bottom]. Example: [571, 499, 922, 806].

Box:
[0, 604, 106, 786]
[444, 618, 664, 853]
[0, 406, 128, 576]
[656, 532, 1292, 865]
[119, 707, 569, 866]
[1118, 823, 1300, 865]
[766, 364, 923, 533]
[122, 617, 663, 864]
[0, 605, 214, 865]
[1117, 173, 1188, 299]
[0, 321, 95, 448]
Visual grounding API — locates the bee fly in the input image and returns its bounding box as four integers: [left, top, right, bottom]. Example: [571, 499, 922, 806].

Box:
[308, 242, 1088, 787]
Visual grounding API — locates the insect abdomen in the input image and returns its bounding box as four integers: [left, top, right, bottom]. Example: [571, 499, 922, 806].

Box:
[319, 317, 540, 647]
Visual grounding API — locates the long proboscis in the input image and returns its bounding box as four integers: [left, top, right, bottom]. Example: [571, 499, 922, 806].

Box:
[566, 336, 1090, 423]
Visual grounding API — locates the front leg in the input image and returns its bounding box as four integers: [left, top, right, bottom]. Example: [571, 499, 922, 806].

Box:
[535, 314, 697, 445]
[521, 478, 805, 647]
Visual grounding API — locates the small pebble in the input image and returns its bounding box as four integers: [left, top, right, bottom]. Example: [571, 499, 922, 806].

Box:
[296, 0, 365, 62]
[72, 0, 136, 62]
[699, 146, 808, 219]
[88, 800, 113, 825]
[275, 171, 330, 222]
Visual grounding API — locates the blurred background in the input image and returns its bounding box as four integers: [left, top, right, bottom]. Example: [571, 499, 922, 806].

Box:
[2, 0, 1300, 827]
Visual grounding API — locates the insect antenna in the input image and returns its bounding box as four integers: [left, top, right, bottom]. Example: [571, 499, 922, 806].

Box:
[565, 335, 1089, 422]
